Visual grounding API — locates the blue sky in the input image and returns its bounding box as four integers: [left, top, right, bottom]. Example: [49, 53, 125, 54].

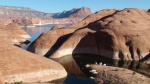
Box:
[0, 0, 149, 13]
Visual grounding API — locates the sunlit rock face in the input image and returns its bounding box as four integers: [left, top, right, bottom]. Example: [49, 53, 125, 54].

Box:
[0, 23, 31, 45]
[28, 8, 150, 61]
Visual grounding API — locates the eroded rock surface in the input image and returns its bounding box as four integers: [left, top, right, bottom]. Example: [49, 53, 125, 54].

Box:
[28, 8, 150, 61]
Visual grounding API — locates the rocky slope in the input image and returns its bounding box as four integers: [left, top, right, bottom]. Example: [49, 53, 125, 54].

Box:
[28, 8, 150, 62]
[0, 6, 92, 25]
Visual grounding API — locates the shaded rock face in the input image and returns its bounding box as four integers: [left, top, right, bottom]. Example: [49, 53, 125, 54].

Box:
[28, 8, 150, 61]
[147, 9, 150, 12]
[0, 40, 67, 83]
[0, 23, 31, 44]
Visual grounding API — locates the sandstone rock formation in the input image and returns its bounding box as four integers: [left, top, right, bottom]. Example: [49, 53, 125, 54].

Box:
[28, 8, 150, 60]
[28, 8, 150, 61]
[0, 23, 30, 44]
[27, 9, 117, 56]
[0, 40, 67, 83]
[90, 65, 150, 84]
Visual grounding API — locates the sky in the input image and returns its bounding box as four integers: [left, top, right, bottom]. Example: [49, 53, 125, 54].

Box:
[0, 0, 149, 13]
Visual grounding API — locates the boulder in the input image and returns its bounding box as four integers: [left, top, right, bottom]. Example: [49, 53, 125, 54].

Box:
[0, 40, 67, 83]
[0, 23, 31, 45]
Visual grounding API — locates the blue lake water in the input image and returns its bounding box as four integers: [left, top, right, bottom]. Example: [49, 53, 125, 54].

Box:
[22, 24, 95, 84]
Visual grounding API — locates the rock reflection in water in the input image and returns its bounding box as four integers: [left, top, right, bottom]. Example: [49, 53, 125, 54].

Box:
[52, 55, 96, 84]
[73, 54, 150, 78]
[53, 55, 86, 78]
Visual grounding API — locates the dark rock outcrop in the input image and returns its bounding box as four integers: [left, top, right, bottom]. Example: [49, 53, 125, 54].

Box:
[147, 9, 150, 12]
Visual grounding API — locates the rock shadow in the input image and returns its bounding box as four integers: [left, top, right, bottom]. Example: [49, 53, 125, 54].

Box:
[44, 33, 72, 57]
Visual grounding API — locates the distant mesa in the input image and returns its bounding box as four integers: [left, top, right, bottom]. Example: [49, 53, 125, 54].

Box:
[51, 7, 92, 18]
[0, 6, 92, 26]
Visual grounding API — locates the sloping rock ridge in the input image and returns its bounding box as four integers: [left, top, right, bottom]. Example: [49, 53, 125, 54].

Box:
[28, 8, 150, 62]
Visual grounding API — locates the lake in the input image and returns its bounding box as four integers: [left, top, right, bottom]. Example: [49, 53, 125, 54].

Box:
[22, 24, 96, 84]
